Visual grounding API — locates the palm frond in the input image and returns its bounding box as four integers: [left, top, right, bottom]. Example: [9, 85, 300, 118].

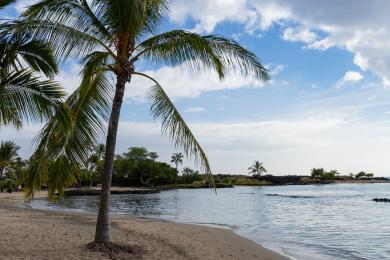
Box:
[93, 0, 169, 39]
[4, 19, 110, 62]
[135, 30, 269, 80]
[23, 0, 112, 42]
[25, 64, 114, 200]
[0, 69, 65, 128]
[137, 72, 215, 188]
[14, 39, 58, 78]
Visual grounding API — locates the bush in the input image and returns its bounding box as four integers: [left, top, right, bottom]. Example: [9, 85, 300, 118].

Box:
[233, 178, 269, 186]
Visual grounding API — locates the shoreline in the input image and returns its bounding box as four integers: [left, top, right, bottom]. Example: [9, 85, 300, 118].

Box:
[0, 192, 289, 260]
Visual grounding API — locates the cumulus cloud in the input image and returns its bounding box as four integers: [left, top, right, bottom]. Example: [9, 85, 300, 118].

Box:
[171, 0, 390, 86]
[335, 71, 363, 88]
[128, 65, 267, 100]
[282, 26, 317, 44]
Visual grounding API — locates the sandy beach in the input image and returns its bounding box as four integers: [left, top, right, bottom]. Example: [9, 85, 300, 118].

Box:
[0, 192, 288, 260]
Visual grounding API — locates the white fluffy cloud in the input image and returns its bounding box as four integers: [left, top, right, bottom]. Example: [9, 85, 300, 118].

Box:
[171, 0, 390, 86]
[170, 0, 255, 33]
[128, 65, 267, 100]
[335, 71, 363, 88]
[282, 26, 317, 44]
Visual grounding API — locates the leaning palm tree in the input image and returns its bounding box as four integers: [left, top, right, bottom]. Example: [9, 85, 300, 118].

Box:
[171, 152, 184, 170]
[0, 1, 65, 128]
[248, 161, 267, 176]
[15, 0, 269, 247]
[0, 141, 20, 177]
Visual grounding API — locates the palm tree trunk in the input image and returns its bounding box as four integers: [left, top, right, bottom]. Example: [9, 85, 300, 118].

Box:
[94, 72, 128, 244]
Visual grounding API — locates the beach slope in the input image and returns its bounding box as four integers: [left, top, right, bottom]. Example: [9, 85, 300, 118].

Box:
[0, 192, 288, 260]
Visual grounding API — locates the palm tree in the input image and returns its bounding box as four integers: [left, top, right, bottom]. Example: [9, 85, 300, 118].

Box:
[16, 0, 269, 246]
[0, 1, 65, 128]
[87, 144, 105, 187]
[181, 167, 194, 176]
[148, 152, 158, 161]
[248, 161, 267, 177]
[171, 152, 184, 170]
[0, 141, 20, 177]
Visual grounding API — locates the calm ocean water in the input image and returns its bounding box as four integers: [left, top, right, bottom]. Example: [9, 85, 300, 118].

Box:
[32, 184, 390, 260]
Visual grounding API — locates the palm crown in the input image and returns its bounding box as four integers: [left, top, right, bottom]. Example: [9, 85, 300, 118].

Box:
[248, 161, 267, 176]
[171, 152, 184, 169]
[11, 0, 269, 245]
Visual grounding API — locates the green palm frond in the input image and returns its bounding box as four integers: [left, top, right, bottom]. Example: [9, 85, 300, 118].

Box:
[135, 30, 269, 80]
[0, 32, 58, 77]
[25, 63, 114, 200]
[0, 69, 65, 128]
[4, 19, 110, 62]
[23, 0, 113, 43]
[12, 39, 58, 77]
[93, 0, 169, 38]
[138, 73, 215, 187]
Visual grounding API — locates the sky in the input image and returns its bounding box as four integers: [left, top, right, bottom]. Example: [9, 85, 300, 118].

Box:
[2, 0, 390, 176]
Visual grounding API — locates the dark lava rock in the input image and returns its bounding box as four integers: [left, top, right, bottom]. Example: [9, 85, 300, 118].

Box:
[373, 198, 390, 202]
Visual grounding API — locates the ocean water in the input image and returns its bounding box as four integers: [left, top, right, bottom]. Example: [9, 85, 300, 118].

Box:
[31, 184, 390, 260]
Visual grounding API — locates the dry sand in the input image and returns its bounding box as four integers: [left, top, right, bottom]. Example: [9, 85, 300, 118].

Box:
[0, 192, 289, 260]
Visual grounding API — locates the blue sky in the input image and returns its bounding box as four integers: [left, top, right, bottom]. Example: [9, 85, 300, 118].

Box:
[2, 0, 390, 176]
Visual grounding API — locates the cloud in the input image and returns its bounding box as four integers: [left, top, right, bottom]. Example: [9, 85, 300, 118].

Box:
[268, 64, 285, 76]
[335, 71, 363, 88]
[343, 71, 363, 82]
[101, 116, 390, 176]
[5, 110, 390, 176]
[128, 65, 267, 100]
[171, 0, 390, 87]
[282, 26, 317, 44]
[55, 63, 82, 95]
[184, 107, 205, 113]
[13, 0, 39, 13]
[170, 0, 255, 33]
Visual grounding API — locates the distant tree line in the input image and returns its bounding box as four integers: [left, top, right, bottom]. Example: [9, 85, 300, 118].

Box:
[310, 168, 374, 180]
[0, 141, 212, 192]
[83, 146, 206, 187]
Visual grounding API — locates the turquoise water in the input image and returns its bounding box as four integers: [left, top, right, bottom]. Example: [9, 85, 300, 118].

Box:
[32, 184, 390, 260]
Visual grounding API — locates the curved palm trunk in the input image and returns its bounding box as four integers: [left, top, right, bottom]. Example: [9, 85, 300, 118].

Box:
[94, 72, 128, 244]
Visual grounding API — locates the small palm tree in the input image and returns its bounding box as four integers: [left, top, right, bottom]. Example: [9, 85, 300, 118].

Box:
[181, 167, 194, 176]
[16, 0, 269, 246]
[0, 141, 20, 177]
[0, 1, 65, 128]
[87, 144, 105, 186]
[148, 152, 158, 161]
[248, 161, 267, 177]
[171, 152, 184, 170]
